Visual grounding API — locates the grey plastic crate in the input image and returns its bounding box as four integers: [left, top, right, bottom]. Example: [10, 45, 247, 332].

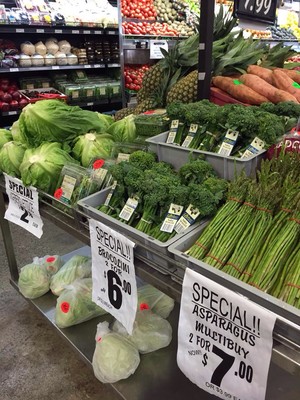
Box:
[77, 187, 204, 274]
[168, 225, 300, 329]
[146, 132, 266, 180]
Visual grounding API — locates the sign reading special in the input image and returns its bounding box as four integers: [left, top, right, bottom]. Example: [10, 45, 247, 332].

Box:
[89, 219, 137, 335]
[177, 268, 276, 400]
[4, 174, 43, 238]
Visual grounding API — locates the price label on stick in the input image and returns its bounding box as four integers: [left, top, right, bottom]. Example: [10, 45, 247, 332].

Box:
[4, 174, 43, 238]
[89, 219, 137, 334]
[177, 268, 276, 400]
[150, 40, 168, 59]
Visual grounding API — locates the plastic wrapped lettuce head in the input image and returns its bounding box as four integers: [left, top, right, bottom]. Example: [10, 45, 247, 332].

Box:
[92, 321, 140, 383]
[55, 278, 108, 328]
[50, 255, 91, 296]
[41, 255, 63, 276]
[137, 284, 175, 319]
[112, 309, 172, 354]
[18, 263, 50, 299]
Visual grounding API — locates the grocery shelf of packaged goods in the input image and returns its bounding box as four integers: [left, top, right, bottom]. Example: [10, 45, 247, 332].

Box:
[0, 25, 119, 35]
[0, 63, 122, 74]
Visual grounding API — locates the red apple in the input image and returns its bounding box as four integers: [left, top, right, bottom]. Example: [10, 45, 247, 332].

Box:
[1, 93, 12, 103]
[19, 98, 29, 109]
[10, 100, 19, 110]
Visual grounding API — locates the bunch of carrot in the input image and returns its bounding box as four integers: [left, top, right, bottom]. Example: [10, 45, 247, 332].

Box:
[212, 65, 300, 105]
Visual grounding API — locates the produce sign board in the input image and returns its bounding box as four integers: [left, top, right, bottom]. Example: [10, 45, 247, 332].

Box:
[4, 174, 43, 238]
[234, 0, 277, 24]
[89, 219, 137, 334]
[177, 268, 276, 400]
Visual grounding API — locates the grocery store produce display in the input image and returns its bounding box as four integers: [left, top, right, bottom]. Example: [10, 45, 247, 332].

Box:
[0, 77, 28, 112]
[164, 100, 294, 154]
[96, 151, 228, 242]
[213, 66, 300, 105]
[187, 151, 300, 308]
[124, 64, 150, 92]
[117, 6, 296, 117]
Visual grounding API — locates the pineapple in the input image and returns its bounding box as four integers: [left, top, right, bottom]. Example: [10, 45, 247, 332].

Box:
[134, 99, 157, 115]
[115, 107, 135, 121]
[136, 87, 148, 104]
[142, 64, 164, 95]
[166, 70, 198, 105]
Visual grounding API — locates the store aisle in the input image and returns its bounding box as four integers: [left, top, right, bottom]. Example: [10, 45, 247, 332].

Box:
[0, 220, 120, 400]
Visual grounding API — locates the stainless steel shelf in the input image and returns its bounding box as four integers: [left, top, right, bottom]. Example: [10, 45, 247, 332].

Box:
[1, 185, 300, 399]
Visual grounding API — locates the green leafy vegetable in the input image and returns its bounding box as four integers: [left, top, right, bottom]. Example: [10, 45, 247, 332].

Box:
[55, 278, 107, 328]
[0, 141, 26, 177]
[18, 100, 109, 147]
[112, 309, 172, 354]
[19, 142, 79, 193]
[72, 132, 114, 167]
[107, 114, 136, 142]
[92, 321, 140, 383]
[0, 129, 12, 149]
[18, 263, 50, 299]
[50, 255, 92, 296]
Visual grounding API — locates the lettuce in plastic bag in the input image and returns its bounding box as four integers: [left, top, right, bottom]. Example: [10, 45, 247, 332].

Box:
[38, 255, 64, 276]
[55, 278, 108, 328]
[112, 309, 172, 354]
[50, 255, 91, 296]
[18, 263, 50, 299]
[92, 321, 140, 383]
[137, 284, 175, 319]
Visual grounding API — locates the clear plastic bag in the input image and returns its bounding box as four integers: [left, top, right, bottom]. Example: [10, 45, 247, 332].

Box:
[112, 309, 172, 354]
[18, 263, 50, 299]
[50, 255, 92, 296]
[55, 278, 107, 328]
[92, 321, 140, 383]
[137, 284, 175, 319]
[32, 254, 63, 276]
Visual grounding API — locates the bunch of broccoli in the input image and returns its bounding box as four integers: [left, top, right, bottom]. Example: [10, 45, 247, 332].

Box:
[97, 151, 228, 242]
[166, 100, 291, 152]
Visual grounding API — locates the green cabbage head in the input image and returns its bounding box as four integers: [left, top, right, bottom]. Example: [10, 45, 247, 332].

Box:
[18, 100, 110, 147]
[107, 114, 136, 142]
[72, 132, 114, 167]
[0, 141, 26, 177]
[55, 278, 107, 328]
[19, 142, 79, 193]
[10, 121, 27, 144]
[18, 263, 50, 299]
[0, 129, 12, 149]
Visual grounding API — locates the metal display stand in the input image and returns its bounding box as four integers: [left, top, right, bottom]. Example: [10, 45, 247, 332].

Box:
[1, 184, 300, 399]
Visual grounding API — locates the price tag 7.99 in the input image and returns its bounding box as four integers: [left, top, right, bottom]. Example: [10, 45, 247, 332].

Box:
[89, 219, 137, 334]
[4, 174, 43, 238]
[177, 268, 276, 400]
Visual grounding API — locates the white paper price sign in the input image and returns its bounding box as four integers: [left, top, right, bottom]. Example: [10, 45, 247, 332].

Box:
[4, 174, 43, 238]
[177, 268, 276, 400]
[89, 219, 137, 334]
[150, 40, 168, 59]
